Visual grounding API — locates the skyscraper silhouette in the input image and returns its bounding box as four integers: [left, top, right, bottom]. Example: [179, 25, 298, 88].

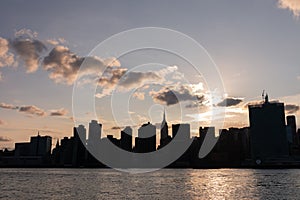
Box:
[135, 122, 156, 153]
[160, 109, 170, 147]
[88, 120, 102, 148]
[120, 126, 132, 151]
[248, 94, 289, 163]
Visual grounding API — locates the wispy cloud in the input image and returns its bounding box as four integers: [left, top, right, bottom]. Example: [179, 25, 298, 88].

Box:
[49, 108, 68, 116]
[217, 97, 243, 107]
[0, 103, 19, 109]
[0, 37, 15, 68]
[19, 105, 46, 116]
[0, 102, 69, 117]
[285, 104, 300, 114]
[0, 136, 12, 142]
[278, 0, 300, 17]
[132, 92, 145, 100]
[96, 66, 178, 99]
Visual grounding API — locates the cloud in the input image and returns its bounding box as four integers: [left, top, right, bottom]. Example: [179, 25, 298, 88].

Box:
[10, 34, 47, 73]
[96, 66, 182, 99]
[0, 37, 15, 68]
[46, 38, 66, 46]
[19, 105, 46, 116]
[43, 45, 119, 85]
[0, 103, 19, 109]
[49, 108, 68, 116]
[150, 85, 205, 106]
[285, 104, 299, 114]
[0, 136, 12, 142]
[132, 92, 145, 100]
[217, 97, 243, 107]
[278, 0, 300, 17]
[111, 126, 124, 130]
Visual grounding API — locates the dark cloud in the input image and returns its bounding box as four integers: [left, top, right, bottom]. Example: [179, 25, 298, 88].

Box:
[49, 108, 68, 116]
[285, 104, 299, 114]
[43, 46, 120, 85]
[10, 37, 47, 73]
[217, 97, 243, 107]
[150, 85, 204, 106]
[0, 136, 12, 142]
[19, 105, 46, 116]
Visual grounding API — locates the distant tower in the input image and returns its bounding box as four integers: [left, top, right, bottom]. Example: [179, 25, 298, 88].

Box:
[161, 108, 168, 140]
[88, 120, 102, 147]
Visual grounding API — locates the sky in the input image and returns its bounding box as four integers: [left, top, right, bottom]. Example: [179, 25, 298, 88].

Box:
[0, 0, 300, 149]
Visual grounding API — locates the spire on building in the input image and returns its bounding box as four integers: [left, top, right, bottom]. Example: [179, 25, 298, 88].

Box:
[265, 93, 269, 104]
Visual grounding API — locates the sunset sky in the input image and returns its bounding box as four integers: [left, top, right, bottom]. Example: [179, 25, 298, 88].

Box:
[1, 0, 300, 149]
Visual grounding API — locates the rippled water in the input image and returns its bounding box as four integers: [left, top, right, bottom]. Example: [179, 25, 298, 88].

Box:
[1, 168, 300, 199]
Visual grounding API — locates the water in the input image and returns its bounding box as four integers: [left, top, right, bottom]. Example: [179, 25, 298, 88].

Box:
[1, 168, 300, 199]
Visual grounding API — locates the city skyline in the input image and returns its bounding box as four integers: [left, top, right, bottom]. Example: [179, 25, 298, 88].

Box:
[1, 95, 300, 169]
[1, 0, 300, 150]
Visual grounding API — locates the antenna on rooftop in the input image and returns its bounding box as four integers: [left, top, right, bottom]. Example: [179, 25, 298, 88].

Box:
[262, 90, 265, 101]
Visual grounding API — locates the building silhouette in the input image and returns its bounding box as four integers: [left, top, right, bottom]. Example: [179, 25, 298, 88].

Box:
[248, 94, 289, 163]
[135, 122, 156, 153]
[172, 124, 190, 140]
[120, 126, 132, 151]
[88, 120, 102, 148]
[160, 109, 172, 148]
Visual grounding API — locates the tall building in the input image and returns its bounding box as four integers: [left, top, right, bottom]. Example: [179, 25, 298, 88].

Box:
[199, 127, 215, 145]
[74, 124, 86, 144]
[248, 94, 289, 162]
[73, 125, 87, 166]
[121, 126, 132, 151]
[287, 115, 298, 145]
[88, 120, 102, 147]
[30, 132, 52, 156]
[160, 109, 170, 147]
[135, 122, 156, 153]
[172, 124, 190, 140]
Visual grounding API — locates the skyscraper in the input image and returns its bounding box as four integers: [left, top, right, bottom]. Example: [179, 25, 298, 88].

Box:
[121, 126, 132, 151]
[88, 120, 102, 147]
[172, 124, 190, 140]
[160, 109, 169, 147]
[30, 132, 52, 157]
[287, 115, 298, 145]
[135, 122, 156, 153]
[248, 94, 289, 162]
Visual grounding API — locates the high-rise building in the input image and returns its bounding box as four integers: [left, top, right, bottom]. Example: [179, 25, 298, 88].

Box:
[160, 109, 170, 147]
[30, 132, 52, 156]
[88, 120, 102, 147]
[172, 124, 190, 140]
[287, 115, 298, 145]
[248, 94, 289, 162]
[73, 125, 87, 166]
[135, 122, 156, 153]
[121, 126, 132, 151]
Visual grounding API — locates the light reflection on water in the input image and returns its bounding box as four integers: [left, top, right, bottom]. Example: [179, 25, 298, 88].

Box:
[1, 168, 300, 199]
